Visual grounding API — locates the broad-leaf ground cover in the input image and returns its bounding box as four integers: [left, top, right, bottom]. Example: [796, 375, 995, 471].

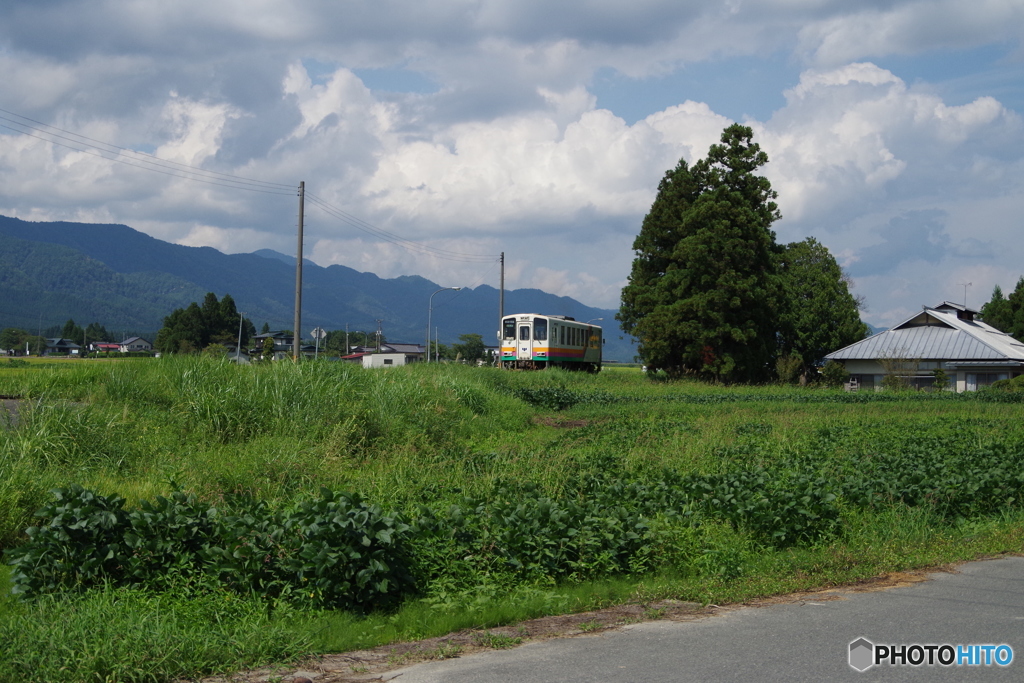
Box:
[1, 358, 1023, 682]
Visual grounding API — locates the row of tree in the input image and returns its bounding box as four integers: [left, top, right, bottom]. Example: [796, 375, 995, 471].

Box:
[981, 277, 1024, 341]
[154, 293, 255, 354]
[1, 319, 124, 355]
[154, 293, 489, 361]
[618, 124, 868, 382]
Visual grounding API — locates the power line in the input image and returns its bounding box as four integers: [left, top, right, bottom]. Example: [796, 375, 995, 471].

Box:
[306, 192, 500, 263]
[2, 107, 502, 265]
[0, 109, 294, 195]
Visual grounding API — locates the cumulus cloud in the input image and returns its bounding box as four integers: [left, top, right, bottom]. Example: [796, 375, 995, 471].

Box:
[0, 0, 1022, 319]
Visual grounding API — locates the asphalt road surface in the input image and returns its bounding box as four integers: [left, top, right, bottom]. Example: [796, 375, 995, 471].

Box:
[388, 556, 1024, 682]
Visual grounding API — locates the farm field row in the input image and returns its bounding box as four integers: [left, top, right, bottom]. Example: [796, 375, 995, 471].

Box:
[1, 358, 1023, 682]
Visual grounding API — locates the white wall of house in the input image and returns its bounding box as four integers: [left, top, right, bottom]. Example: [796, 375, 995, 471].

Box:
[839, 359, 1018, 393]
[362, 353, 418, 368]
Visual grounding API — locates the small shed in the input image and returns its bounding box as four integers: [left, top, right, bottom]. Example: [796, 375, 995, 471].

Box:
[362, 353, 420, 368]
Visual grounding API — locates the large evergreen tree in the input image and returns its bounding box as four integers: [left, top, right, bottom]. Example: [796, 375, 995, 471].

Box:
[776, 238, 869, 377]
[618, 124, 782, 382]
[60, 318, 84, 341]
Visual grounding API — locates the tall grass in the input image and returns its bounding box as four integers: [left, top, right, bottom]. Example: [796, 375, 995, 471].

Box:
[0, 584, 310, 683]
[2, 358, 1024, 681]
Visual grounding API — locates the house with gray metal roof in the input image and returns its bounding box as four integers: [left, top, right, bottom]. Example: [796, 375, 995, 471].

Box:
[824, 302, 1024, 392]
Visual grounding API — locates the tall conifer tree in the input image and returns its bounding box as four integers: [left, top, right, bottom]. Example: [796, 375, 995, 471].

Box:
[618, 124, 782, 381]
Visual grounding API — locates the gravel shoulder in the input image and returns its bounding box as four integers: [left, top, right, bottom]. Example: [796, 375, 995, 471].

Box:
[191, 567, 943, 683]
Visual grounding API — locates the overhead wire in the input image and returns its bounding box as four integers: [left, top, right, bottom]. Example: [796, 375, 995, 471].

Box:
[0, 109, 294, 195]
[1, 106, 501, 267]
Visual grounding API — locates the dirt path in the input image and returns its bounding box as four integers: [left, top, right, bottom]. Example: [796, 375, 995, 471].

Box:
[190, 568, 939, 683]
[0, 397, 25, 428]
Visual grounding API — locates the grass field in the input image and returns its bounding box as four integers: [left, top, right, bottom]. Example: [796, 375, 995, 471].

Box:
[1, 357, 1023, 682]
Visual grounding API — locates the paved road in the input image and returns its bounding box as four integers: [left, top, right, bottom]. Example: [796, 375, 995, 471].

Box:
[388, 556, 1024, 682]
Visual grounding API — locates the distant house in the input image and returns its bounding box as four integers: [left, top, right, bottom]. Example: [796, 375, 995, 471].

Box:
[119, 337, 153, 353]
[253, 331, 294, 348]
[90, 342, 121, 353]
[44, 338, 82, 356]
[825, 302, 1024, 392]
[251, 332, 318, 360]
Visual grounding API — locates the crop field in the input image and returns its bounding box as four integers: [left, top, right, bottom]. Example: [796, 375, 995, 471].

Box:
[1, 357, 1024, 682]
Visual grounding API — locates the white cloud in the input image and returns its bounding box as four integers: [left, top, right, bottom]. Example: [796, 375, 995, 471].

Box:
[798, 0, 1024, 65]
[1, 0, 1023, 319]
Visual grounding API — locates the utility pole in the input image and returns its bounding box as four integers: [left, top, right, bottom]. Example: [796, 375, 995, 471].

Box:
[345, 323, 349, 357]
[499, 251, 504, 368]
[236, 312, 246, 362]
[293, 181, 305, 361]
[375, 319, 383, 353]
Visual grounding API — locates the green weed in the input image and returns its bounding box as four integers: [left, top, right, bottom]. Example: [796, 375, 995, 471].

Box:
[2, 360, 1024, 680]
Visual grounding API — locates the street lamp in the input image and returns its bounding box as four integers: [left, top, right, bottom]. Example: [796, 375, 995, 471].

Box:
[585, 317, 604, 324]
[427, 287, 462, 363]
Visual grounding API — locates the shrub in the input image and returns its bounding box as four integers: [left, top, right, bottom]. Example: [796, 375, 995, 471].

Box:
[7, 487, 416, 612]
[820, 360, 848, 389]
[775, 353, 802, 384]
[6, 485, 129, 596]
[990, 375, 1024, 392]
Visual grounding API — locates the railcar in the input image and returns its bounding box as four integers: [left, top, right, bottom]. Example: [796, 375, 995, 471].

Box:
[498, 313, 602, 371]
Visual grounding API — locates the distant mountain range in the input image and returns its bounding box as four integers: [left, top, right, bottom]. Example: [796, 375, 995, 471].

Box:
[0, 215, 637, 361]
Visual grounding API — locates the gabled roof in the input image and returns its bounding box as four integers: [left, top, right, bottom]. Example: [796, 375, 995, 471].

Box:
[254, 331, 293, 340]
[384, 343, 425, 354]
[45, 337, 81, 348]
[826, 304, 1024, 362]
[121, 336, 150, 345]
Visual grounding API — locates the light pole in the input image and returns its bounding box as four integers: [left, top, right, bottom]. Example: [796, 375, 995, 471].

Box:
[585, 317, 604, 324]
[427, 287, 462, 363]
[236, 312, 246, 362]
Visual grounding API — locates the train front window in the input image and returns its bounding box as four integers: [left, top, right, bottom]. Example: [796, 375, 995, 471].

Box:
[503, 318, 516, 339]
[519, 325, 531, 341]
[534, 318, 547, 341]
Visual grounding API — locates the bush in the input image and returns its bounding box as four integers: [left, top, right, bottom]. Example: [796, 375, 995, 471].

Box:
[6, 487, 415, 612]
[820, 360, 848, 389]
[990, 375, 1024, 392]
[7, 485, 129, 596]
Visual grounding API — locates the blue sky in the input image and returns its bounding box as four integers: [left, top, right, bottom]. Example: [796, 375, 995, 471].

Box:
[1, 0, 1023, 327]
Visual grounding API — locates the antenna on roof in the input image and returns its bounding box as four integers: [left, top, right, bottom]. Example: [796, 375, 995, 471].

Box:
[957, 282, 972, 308]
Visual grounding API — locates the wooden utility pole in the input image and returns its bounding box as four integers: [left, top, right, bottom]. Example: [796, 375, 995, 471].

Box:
[293, 181, 305, 361]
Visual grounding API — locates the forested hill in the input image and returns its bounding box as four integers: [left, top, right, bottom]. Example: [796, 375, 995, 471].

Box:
[0, 216, 635, 361]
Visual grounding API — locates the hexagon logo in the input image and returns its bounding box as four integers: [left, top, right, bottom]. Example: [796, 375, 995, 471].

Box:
[849, 637, 875, 671]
